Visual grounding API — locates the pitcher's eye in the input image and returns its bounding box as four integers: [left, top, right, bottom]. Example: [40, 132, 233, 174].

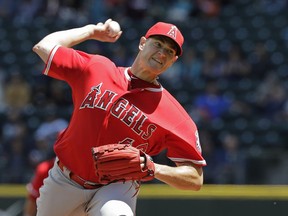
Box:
[154, 42, 161, 48]
[168, 49, 175, 56]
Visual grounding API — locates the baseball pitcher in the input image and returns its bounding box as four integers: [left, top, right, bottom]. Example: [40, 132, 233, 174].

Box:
[32, 18, 206, 216]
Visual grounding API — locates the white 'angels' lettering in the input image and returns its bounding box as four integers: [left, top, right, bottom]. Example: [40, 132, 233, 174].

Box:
[80, 84, 157, 140]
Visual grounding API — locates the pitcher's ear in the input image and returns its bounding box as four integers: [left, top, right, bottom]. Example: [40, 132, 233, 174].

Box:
[139, 37, 146, 51]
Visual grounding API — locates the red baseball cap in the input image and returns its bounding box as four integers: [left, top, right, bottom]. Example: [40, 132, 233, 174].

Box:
[145, 22, 184, 56]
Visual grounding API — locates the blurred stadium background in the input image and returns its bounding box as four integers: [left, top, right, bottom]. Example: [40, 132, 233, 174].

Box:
[0, 0, 288, 215]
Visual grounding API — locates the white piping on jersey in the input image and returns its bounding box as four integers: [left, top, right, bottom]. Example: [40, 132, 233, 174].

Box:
[124, 67, 163, 92]
[169, 157, 207, 166]
[44, 45, 61, 75]
[43, 49, 163, 94]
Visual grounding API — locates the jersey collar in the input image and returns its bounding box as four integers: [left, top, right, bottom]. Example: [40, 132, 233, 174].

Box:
[124, 68, 163, 92]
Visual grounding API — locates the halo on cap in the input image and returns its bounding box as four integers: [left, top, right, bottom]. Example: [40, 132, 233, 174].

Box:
[145, 22, 184, 56]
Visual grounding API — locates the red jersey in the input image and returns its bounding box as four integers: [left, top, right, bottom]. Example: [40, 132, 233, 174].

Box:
[26, 159, 55, 200]
[43, 46, 206, 183]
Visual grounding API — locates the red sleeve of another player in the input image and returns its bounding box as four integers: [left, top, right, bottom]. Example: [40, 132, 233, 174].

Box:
[42, 45, 92, 83]
[166, 120, 207, 166]
[27, 159, 54, 200]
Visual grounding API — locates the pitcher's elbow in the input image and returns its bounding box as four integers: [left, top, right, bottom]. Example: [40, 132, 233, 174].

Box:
[193, 176, 204, 191]
[194, 182, 203, 191]
[32, 44, 40, 53]
[182, 178, 203, 191]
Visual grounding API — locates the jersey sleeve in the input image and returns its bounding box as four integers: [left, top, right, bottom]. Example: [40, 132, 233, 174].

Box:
[166, 119, 206, 166]
[156, 90, 206, 166]
[42, 45, 93, 83]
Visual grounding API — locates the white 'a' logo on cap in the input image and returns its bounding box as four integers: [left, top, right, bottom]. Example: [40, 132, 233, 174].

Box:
[167, 25, 177, 39]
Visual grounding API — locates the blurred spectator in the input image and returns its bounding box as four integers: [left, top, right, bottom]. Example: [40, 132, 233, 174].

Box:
[34, 104, 68, 146]
[192, 81, 232, 122]
[43, 0, 60, 17]
[109, 44, 131, 67]
[258, 0, 287, 14]
[88, 0, 107, 22]
[196, 0, 221, 17]
[253, 73, 286, 120]
[3, 137, 30, 183]
[30, 76, 51, 110]
[180, 47, 203, 82]
[28, 137, 52, 167]
[14, 0, 46, 24]
[47, 79, 72, 109]
[0, 0, 19, 18]
[248, 42, 274, 79]
[201, 47, 225, 80]
[29, 111, 66, 167]
[104, 0, 127, 20]
[124, 0, 151, 19]
[57, 0, 88, 23]
[1, 109, 28, 143]
[0, 0, 93, 23]
[214, 133, 247, 184]
[167, 0, 194, 22]
[223, 45, 251, 80]
[4, 72, 31, 112]
[0, 109, 33, 182]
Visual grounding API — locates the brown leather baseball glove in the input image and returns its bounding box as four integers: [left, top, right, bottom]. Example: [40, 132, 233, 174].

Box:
[92, 144, 155, 184]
